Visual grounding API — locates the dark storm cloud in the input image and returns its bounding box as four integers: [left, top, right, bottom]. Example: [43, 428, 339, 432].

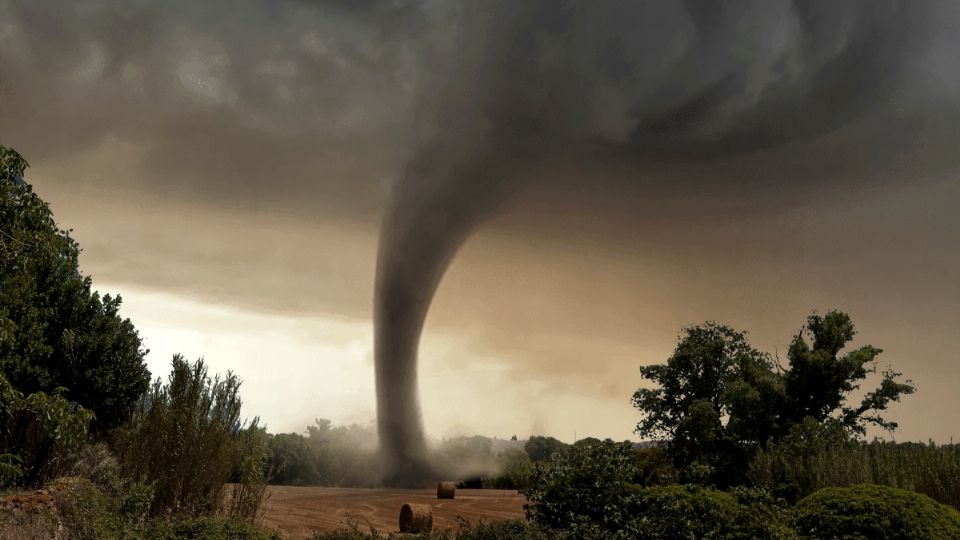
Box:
[372, 0, 960, 479]
[0, 0, 437, 214]
[3, 0, 960, 477]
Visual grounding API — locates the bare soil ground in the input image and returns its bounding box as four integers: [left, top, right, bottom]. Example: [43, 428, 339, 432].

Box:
[259, 486, 526, 538]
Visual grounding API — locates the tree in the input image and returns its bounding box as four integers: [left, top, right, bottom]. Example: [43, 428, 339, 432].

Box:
[0, 145, 149, 431]
[633, 323, 777, 483]
[632, 311, 914, 485]
[267, 432, 321, 485]
[783, 311, 914, 434]
[524, 436, 568, 462]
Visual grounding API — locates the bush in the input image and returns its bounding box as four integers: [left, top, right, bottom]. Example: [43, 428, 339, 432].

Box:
[145, 516, 281, 540]
[225, 423, 270, 522]
[521, 439, 644, 533]
[452, 519, 552, 540]
[727, 487, 797, 539]
[522, 438, 797, 538]
[793, 484, 960, 540]
[310, 519, 553, 540]
[112, 356, 268, 518]
[0, 374, 93, 487]
[50, 476, 127, 539]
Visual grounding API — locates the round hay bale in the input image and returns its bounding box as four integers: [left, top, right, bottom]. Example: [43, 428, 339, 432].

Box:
[399, 503, 433, 534]
[437, 481, 456, 499]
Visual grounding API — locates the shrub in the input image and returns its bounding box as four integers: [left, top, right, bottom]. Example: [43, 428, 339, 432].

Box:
[521, 439, 643, 533]
[793, 484, 960, 540]
[727, 487, 797, 539]
[112, 356, 267, 518]
[225, 423, 270, 522]
[145, 516, 281, 540]
[310, 519, 554, 540]
[453, 519, 553, 540]
[50, 476, 126, 539]
[623, 484, 740, 539]
[0, 374, 93, 487]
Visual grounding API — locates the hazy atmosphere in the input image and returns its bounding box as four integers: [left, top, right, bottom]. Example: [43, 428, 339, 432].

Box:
[3, 0, 959, 448]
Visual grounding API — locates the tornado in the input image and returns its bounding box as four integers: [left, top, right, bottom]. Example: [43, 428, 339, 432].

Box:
[374, 138, 515, 482]
[373, 0, 958, 482]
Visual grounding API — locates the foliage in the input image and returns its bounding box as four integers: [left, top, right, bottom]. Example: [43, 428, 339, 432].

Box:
[307, 419, 381, 487]
[623, 484, 742, 539]
[266, 420, 382, 487]
[481, 449, 533, 490]
[39, 475, 151, 539]
[225, 423, 271, 522]
[633, 322, 779, 485]
[727, 486, 797, 539]
[521, 439, 644, 533]
[523, 436, 568, 462]
[451, 519, 553, 540]
[633, 311, 914, 485]
[50, 476, 131, 539]
[0, 145, 150, 432]
[751, 419, 960, 507]
[784, 312, 914, 435]
[144, 516, 281, 540]
[1, 475, 272, 540]
[311, 519, 555, 540]
[0, 454, 22, 488]
[521, 437, 797, 538]
[267, 432, 322, 485]
[436, 435, 498, 481]
[0, 373, 93, 487]
[793, 484, 960, 540]
[632, 445, 676, 487]
[112, 355, 267, 518]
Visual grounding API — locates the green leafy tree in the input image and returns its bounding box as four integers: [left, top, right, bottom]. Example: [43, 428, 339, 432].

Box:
[0, 145, 149, 431]
[524, 436, 568, 462]
[267, 432, 322, 485]
[0, 373, 94, 487]
[633, 311, 914, 485]
[633, 323, 778, 484]
[784, 311, 914, 434]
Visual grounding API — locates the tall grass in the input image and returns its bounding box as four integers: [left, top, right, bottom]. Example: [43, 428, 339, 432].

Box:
[751, 438, 960, 509]
[112, 355, 268, 519]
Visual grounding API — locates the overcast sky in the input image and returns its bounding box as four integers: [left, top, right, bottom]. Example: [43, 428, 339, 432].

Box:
[2, 0, 959, 443]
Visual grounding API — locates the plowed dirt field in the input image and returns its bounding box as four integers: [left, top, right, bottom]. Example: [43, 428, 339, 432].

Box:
[259, 486, 526, 538]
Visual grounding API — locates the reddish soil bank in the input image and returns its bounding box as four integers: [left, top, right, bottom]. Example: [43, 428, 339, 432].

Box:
[258, 486, 526, 538]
